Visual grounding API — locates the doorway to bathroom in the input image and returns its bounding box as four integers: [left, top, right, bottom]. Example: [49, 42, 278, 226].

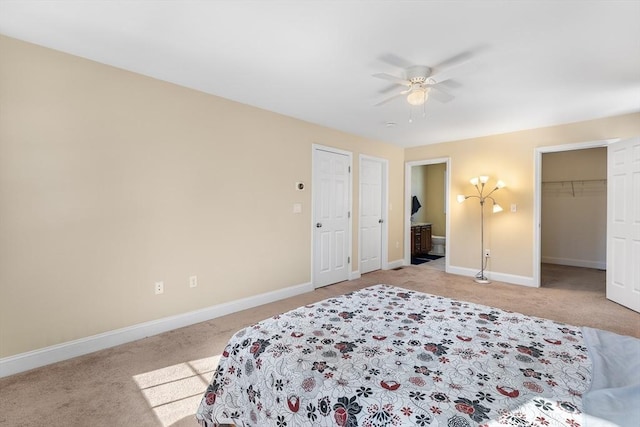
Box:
[404, 158, 450, 270]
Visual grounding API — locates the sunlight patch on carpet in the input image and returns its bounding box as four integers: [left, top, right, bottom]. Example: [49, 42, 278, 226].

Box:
[133, 355, 220, 426]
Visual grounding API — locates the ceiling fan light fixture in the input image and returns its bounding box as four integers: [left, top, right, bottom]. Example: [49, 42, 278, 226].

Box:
[406, 86, 429, 106]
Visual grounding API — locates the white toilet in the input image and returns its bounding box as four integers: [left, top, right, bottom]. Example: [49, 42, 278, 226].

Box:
[430, 235, 446, 256]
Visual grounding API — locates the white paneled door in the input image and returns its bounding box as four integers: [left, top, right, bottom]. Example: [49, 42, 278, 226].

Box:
[313, 147, 351, 288]
[359, 157, 384, 274]
[607, 137, 640, 313]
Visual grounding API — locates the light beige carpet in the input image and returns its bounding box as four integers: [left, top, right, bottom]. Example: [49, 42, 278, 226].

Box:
[1, 264, 638, 427]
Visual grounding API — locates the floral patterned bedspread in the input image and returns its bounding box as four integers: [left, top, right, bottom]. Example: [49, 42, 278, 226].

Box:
[196, 285, 591, 427]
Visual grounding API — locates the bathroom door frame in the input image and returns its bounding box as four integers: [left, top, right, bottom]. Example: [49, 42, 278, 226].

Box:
[404, 157, 451, 268]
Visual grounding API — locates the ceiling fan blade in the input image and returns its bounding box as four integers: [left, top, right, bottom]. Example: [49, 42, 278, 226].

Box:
[378, 53, 413, 69]
[432, 49, 474, 71]
[372, 72, 410, 86]
[430, 65, 471, 85]
[438, 78, 463, 89]
[379, 83, 402, 94]
[374, 92, 405, 107]
[429, 50, 478, 84]
[428, 86, 455, 103]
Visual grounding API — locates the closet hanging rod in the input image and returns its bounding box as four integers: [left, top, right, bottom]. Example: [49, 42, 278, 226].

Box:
[542, 179, 606, 197]
[541, 179, 607, 184]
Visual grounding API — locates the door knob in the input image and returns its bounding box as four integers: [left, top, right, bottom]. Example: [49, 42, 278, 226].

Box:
[316, 222, 323, 228]
[378, 219, 384, 223]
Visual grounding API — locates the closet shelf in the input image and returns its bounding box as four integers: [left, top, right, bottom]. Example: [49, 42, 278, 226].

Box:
[542, 179, 606, 197]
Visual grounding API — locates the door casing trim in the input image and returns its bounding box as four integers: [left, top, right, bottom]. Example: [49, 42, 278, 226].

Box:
[533, 139, 618, 287]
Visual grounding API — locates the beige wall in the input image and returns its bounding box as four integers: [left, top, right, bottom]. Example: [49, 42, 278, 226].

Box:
[405, 113, 640, 279]
[0, 36, 404, 358]
[541, 148, 607, 268]
[2, 34, 639, 360]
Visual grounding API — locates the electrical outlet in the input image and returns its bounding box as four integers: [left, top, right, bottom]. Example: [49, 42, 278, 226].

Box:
[155, 281, 164, 295]
[189, 275, 198, 288]
[484, 249, 491, 258]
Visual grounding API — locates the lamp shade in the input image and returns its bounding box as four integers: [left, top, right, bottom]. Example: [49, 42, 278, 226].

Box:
[492, 203, 503, 213]
[479, 175, 489, 184]
[469, 177, 479, 186]
[457, 194, 467, 203]
[496, 180, 506, 189]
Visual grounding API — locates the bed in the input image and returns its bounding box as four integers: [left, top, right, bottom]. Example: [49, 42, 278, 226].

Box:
[196, 284, 639, 427]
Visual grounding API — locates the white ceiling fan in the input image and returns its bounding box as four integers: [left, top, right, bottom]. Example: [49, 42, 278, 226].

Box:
[372, 51, 474, 108]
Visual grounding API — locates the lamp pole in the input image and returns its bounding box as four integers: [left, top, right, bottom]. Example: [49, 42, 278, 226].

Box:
[457, 177, 505, 284]
[476, 197, 489, 284]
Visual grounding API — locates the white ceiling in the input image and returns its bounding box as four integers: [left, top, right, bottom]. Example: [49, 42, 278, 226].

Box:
[1, 0, 639, 147]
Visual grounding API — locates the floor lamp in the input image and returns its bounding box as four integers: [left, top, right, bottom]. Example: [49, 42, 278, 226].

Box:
[457, 176, 505, 284]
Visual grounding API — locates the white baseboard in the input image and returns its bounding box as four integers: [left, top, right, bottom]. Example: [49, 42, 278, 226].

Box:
[541, 256, 606, 270]
[447, 265, 537, 287]
[349, 270, 361, 280]
[385, 259, 405, 270]
[0, 281, 313, 378]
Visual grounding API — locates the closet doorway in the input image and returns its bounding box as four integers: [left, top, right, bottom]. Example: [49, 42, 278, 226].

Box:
[404, 158, 450, 270]
[538, 145, 607, 290]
